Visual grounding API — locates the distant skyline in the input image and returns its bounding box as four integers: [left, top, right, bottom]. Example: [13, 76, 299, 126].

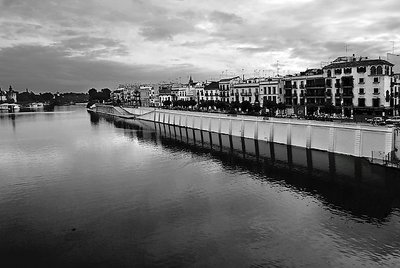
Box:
[1, 0, 400, 92]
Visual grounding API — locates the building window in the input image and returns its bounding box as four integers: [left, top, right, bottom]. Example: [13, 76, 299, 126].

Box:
[326, 79, 332, 87]
[372, 98, 380, 107]
[334, 68, 342, 75]
[359, 78, 364, 84]
[357, 66, 366, 73]
[273, 87, 276, 94]
[293, 82, 297, 88]
[374, 88, 379, 94]
[268, 87, 271, 94]
[373, 77, 379, 83]
[377, 66, 383, 75]
[335, 79, 340, 88]
[370, 66, 376, 75]
[344, 68, 352, 74]
[358, 98, 365, 107]
[264, 87, 266, 94]
[359, 88, 365, 94]
[249, 97, 251, 102]
[279, 89, 282, 94]
[327, 70, 332, 77]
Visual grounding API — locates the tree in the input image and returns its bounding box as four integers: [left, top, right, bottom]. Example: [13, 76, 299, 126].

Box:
[188, 99, 197, 108]
[277, 102, 286, 114]
[41, 92, 54, 102]
[263, 100, 277, 116]
[253, 103, 262, 114]
[88, 88, 98, 101]
[241, 101, 252, 113]
[101, 88, 111, 101]
[163, 100, 172, 107]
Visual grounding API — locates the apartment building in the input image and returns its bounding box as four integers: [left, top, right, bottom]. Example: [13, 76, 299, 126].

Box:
[219, 76, 240, 103]
[230, 78, 259, 104]
[259, 77, 283, 107]
[204, 81, 220, 102]
[323, 56, 394, 116]
[283, 69, 323, 115]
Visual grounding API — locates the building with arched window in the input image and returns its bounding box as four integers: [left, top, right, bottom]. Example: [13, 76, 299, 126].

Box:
[323, 56, 394, 116]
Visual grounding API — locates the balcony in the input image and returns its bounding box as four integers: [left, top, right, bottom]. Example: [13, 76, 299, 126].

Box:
[342, 83, 354, 88]
[241, 92, 252, 96]
[373, 92, 380, 95]
[305, 84, 325, 89]
[306, 95, 326, 98]
[342, 92, 354, 98]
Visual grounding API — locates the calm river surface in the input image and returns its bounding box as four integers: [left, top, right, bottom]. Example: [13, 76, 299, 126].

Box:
[1, 106, 400, 267]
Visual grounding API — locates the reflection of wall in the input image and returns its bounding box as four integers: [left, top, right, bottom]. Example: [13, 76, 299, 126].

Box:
[98, 113, 400, 222]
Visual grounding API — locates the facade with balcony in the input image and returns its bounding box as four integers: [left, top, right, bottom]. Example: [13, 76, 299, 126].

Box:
[259, 77, 283, 107]
[283, 69, 323, 115]
[158, 84, 173, 105]
[219, 76, 240, 103]
[203, 81, 220, 102]
[323, 56, 394, 116]
[230, 78, 260, 104]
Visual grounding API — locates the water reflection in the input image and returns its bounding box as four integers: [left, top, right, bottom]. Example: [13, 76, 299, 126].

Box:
[95, 114, 400, 223]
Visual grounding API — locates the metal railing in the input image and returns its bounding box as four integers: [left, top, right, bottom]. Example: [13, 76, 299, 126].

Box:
[370, 150, 400, 168]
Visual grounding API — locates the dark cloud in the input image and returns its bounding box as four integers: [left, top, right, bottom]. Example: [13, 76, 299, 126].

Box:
[139, 17, 195, 41]
[0, 45, 214, 92]
[209, 11, 243, 25]
[58, 36, 129, 57]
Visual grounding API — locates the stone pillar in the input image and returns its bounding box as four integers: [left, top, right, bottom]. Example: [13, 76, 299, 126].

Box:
[354, 126, 362, 157]
[287, 123, 292, 145]
[328, 125, 335, 152]
[385, 129, 394, 155]
[254, 120, 259, 140]
[270, 122, 274, 143]
[306, 123, 312, 149]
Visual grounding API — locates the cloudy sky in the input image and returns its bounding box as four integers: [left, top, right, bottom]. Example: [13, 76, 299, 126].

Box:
[0, 0, 399, 92]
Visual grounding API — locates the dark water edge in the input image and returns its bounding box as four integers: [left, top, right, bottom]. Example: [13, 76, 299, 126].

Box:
[1, 108, 400, 267]
[99, 113, 400, 223]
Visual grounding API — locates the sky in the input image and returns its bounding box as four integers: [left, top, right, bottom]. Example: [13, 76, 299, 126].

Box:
[0, 0, 400, 93]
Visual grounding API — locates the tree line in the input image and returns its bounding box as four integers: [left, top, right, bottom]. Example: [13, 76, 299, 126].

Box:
[162, 99, 287, 116]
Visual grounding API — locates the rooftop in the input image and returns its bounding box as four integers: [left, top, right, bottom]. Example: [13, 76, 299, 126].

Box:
[219, 76, 240, 82]
[323, 59, 394, 69]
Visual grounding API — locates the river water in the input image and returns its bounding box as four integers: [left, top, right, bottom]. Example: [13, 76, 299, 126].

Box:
[1, 106, 400, 267]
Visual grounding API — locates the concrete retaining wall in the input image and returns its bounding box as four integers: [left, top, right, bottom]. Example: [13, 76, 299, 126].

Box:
[120, 107, 395, 159]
